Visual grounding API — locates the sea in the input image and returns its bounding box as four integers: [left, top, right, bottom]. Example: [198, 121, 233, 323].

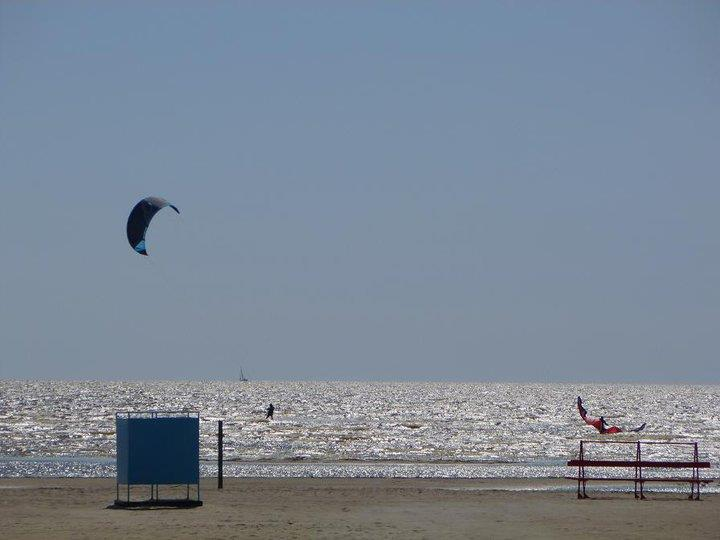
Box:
[1, 381, 718, 491]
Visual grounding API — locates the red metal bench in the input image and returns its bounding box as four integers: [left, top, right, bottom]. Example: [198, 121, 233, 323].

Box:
[566, 440, 713, 500]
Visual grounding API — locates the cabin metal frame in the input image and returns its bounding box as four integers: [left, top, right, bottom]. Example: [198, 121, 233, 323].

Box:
[114, 411, 202, 508]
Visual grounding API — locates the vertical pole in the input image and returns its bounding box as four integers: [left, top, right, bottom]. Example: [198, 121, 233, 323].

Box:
[634, 442, 639, 499]
[218, 420, 224, 489]
[690, 443, 696, 500]
[581, 442, 587, 498]
[694, 442, 700, 501]
[577, 441, 582, 499]
[638, 442, 644, 500]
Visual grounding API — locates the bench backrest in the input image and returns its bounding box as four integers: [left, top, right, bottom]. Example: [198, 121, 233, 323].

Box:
[567, 459, 710, 468]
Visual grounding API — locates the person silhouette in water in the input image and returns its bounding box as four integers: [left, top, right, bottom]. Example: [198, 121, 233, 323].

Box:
[577, 396, 645, 434]
[266, 403, 274, 420]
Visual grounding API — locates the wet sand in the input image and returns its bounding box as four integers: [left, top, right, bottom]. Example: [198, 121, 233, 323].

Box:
[1, 477, 717, 539]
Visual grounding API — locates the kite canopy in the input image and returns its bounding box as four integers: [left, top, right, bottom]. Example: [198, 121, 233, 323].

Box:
[126, 196, 180, 255]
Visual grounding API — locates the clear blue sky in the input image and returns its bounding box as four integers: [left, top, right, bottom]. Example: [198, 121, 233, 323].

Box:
[1, 2, 719, 382]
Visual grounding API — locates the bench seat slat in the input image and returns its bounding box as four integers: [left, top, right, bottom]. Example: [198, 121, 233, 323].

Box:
[564, 476, 713, 483]
[567, 460, 711, 468]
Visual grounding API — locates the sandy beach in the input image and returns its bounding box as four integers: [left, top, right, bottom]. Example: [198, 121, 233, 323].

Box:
[1, 478, 717, 539]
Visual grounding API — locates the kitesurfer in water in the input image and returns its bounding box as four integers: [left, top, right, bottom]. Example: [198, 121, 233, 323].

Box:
[577, 396, 645, 434]
[266, 403, 274, 420]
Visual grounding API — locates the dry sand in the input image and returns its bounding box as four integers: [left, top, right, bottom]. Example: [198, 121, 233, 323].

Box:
[1, 477, 718, 539]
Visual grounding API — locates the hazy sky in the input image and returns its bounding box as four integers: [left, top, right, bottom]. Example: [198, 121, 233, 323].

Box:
[1, 2, 719, 382]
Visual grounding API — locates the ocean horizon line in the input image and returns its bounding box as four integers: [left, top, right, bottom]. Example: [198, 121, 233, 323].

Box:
[2, 378, 719, 385]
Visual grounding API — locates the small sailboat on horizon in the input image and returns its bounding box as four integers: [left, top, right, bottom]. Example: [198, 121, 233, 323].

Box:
[239, 367, 249, 382]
